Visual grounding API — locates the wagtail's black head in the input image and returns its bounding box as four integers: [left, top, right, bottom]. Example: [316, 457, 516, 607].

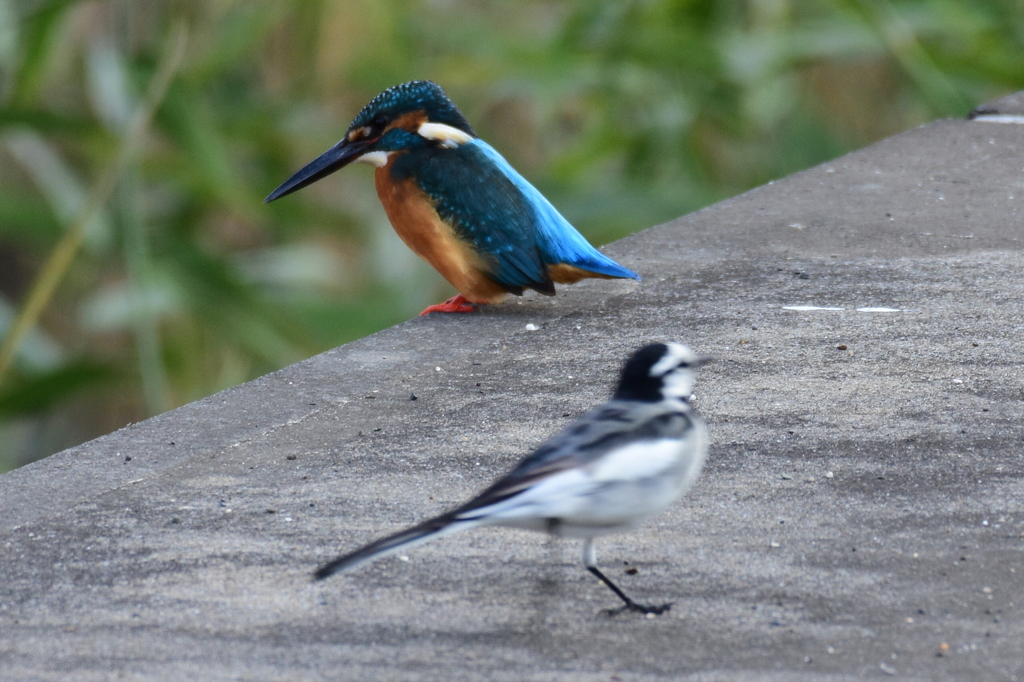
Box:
[614, 342, 712, 403]
[264, 80, 475, 203]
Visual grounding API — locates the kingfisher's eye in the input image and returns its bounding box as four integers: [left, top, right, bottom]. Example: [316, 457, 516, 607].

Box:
[371, 112, 390, 130]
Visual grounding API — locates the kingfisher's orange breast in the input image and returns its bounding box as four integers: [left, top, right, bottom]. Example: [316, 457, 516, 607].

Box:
[373, 160, 509, 304]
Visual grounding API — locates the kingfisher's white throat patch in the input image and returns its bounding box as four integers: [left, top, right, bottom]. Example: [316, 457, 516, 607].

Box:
[417, 122, 473, 148]
[356, 151, 392, 167]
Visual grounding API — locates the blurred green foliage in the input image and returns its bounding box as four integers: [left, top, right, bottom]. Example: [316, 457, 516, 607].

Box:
[1, 0, 1022, 471]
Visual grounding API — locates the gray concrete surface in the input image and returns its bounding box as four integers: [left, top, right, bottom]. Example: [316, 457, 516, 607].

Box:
[2, 96, 1024, 680]
[971, 90, 1024, 118]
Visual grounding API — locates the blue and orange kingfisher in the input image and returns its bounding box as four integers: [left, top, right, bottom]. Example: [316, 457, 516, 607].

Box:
[264, 81, 640, 315]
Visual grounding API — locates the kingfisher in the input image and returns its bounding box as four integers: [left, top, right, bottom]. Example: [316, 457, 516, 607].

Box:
[264, 81, 640, 315]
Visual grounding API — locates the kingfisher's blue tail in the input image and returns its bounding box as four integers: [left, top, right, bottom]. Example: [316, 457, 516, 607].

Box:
[470, 140, 640, 281]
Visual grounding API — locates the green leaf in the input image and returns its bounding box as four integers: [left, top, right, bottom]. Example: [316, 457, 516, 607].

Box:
[0, 107, 97, 135]
[3, 130, 115, 252]
[0, 189, 62, 245]
[9, 0, 77, 106]
[0, 361, 117, 417]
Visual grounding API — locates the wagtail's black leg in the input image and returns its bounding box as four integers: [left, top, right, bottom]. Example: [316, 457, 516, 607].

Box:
[587, 566, 673, 615]
[581, 538, 672, 615]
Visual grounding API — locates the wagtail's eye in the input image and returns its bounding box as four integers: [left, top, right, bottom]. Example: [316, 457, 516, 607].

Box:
[677, 362, 690, 369]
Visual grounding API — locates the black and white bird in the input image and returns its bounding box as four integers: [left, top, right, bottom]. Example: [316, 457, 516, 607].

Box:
[314, 342, 711, 614]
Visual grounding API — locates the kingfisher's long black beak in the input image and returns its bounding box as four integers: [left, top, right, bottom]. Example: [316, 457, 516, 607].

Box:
[264, 137, 376, 203]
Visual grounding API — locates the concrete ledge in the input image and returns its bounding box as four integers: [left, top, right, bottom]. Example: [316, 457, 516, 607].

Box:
[2, 97, 1024, 680]
[971, 89, 1024, 119]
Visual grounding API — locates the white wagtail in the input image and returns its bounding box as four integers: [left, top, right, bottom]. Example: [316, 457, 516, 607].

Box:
[314, 342, 711, 614]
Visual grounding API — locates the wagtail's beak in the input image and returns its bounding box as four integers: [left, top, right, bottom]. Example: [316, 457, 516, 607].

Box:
[264, 136, 376, 203]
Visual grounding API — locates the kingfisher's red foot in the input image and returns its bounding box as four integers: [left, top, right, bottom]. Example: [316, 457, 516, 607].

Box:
[419, 295, 479, 315]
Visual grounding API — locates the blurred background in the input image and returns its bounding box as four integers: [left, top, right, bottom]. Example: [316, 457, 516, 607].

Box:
[1, 0, 1022, 472]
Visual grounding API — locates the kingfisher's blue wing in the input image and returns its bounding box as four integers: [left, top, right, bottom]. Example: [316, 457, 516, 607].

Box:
[400, 138, 638, 294]
[470, 140, 640, 281]
[405, 144, 554, 293]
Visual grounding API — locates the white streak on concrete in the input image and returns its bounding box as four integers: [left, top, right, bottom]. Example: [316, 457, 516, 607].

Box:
[971, 114, 1024, 125]
[782, 306, 844, 311]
